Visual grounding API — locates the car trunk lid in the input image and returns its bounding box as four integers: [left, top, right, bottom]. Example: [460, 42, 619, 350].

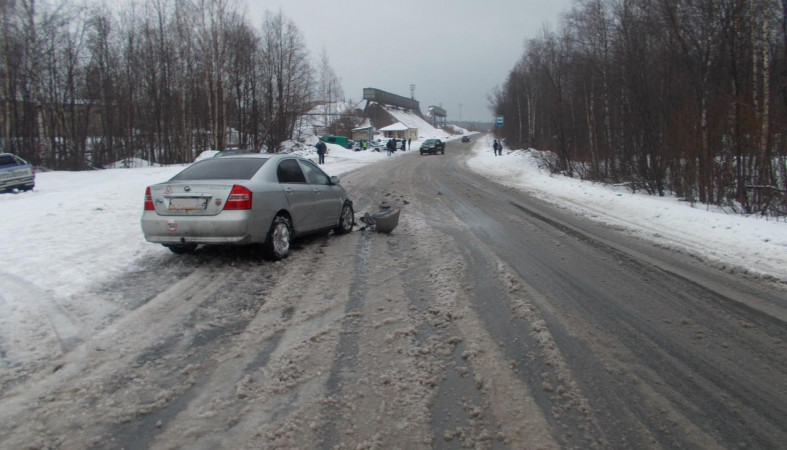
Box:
[149, 183, 236, 216]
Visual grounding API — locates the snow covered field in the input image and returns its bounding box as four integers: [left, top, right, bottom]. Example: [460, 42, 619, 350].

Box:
[1, 135, 785, 305]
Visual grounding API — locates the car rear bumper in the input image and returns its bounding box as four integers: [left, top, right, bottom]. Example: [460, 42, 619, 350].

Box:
[0, 175, 35, 190]
[141, 210, 267, 244]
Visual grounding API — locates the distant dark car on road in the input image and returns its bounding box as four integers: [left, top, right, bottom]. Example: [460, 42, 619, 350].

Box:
[461, 135, 470, 143]
[141, 154, 354, 260]
[0, 153, 35, 192]
[419, 139, 445, 155]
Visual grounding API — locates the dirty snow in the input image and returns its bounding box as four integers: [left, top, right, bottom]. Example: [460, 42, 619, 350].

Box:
[467, 145, 787, 281]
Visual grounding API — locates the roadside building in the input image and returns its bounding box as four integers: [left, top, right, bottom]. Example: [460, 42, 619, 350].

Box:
[351, 125, 375, 143]
[379, 122, 417, 141]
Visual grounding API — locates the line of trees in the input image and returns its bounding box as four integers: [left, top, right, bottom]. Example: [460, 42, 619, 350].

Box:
[490, 0, 787, 215]
[1, 0, 344, 170]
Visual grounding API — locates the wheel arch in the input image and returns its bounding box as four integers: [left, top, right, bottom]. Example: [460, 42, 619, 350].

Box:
[273, 208, 294, 234]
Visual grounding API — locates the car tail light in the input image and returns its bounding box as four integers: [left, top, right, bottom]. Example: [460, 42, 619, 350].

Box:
[144, 186, 155, 210]
[224, 185, 252, 210]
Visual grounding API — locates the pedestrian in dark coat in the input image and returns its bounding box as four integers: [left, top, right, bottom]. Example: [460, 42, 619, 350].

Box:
[386, 138, 394, 156]
[493, 139, 500, 156]
[408, 138, 411, 150]
[315, 139, 327, 164]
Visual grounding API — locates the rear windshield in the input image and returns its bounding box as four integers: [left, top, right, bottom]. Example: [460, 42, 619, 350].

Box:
[171, 157, 268, 181]
[0, 155, 20, 167]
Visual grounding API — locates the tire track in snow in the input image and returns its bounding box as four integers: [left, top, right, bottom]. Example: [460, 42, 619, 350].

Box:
[318, 230, 373, 448]
[0, 271, 82, 354]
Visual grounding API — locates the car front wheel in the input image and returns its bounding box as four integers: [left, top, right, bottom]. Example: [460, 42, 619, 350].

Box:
[334, 202, 354, 235]
[263, 214, 292, 261]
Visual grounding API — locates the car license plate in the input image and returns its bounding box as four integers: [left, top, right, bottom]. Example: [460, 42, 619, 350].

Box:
[169, 197, 207, 210]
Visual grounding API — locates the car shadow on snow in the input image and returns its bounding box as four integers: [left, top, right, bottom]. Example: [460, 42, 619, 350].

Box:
[179, 232, 334, 263]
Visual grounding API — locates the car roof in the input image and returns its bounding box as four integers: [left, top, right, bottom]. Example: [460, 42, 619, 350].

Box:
[0, 152, 26, 161]
[208, 153, 311, 161]
[216, 153, 266, 158]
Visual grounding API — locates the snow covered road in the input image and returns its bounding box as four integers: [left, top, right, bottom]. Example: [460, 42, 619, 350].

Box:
[0, 138, 785, 448]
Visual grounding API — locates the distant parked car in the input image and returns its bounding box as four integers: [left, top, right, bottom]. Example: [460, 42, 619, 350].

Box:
[141, 154, 354, 260]
[0, 153, 35, 192]
[357, 140, 381, 151]
[368, 140, 384, 152]
[385, 139, 407, 151]
[461, 135, 470, 143]
[419, 139, 445, 155]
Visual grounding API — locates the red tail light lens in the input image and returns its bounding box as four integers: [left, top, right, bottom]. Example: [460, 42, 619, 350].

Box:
[144, 187, 155, 210]
[224, 185, 252, 210]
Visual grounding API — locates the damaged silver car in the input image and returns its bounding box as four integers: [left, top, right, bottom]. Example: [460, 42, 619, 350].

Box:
[141, 154, 354, 260]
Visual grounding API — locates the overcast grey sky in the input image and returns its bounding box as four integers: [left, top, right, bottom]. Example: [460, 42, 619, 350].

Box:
[244, 0, 573, 122]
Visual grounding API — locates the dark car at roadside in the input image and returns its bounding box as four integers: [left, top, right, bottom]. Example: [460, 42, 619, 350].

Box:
[419, 139, 445, 155]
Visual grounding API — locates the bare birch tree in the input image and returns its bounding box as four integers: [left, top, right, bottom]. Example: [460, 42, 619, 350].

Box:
[317, 47, 343, 134]
[490, 0, 786, 214]
[258, 10, 312, 153]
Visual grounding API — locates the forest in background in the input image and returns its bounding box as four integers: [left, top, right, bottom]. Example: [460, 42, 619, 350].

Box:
[0, 0, 344, 169]
[490, 0, 787, 215]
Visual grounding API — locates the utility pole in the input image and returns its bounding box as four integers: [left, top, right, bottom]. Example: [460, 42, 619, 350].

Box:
[459, 103, 462, 121]
[410, 84, 415, 99]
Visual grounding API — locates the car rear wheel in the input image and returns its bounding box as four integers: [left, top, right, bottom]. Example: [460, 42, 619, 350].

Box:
[263, 214, 292, 261]
[334, 202, 354, 235]
[164, 243, 198, 254]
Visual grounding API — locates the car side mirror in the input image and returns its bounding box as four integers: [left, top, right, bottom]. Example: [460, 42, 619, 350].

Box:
[330, 175, 341, 185]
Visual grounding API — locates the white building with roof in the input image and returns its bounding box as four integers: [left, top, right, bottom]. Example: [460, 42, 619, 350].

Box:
[378, 122, 417, 140]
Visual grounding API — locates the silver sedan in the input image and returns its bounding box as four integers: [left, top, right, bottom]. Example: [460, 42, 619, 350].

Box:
[141, 154, 354, 260]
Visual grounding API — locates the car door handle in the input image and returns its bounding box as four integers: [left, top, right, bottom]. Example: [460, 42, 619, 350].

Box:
[313, 187, 321, 193]
[284, 187, 293, 194]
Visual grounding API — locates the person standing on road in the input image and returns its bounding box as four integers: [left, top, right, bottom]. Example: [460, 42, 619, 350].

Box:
[386, 138, 394, 156]
[497, 139, 503, 156]
[315, 138, 327, 164]
[408, 138, 411, 150]
[493, 139, 500, 156]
